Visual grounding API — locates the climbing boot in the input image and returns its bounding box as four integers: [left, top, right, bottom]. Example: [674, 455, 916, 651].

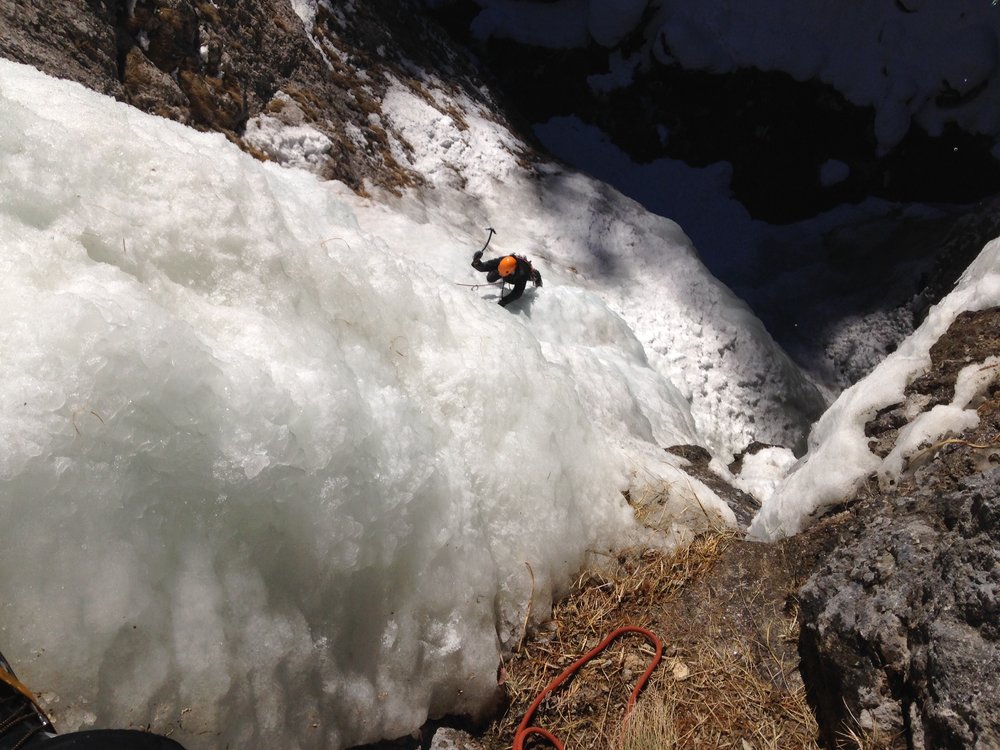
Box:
[0, 651, 56, 750]
[0, 652, 186, 749]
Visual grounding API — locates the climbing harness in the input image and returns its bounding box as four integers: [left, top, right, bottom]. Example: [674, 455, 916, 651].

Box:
[512, 626, 663, 750]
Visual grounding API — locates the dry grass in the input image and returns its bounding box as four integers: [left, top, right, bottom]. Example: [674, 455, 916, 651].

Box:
[628, 480, 733, 537]
[835, 704, 900, 750]
[616, 632, 819, 750]
[481, 531, 820, 750]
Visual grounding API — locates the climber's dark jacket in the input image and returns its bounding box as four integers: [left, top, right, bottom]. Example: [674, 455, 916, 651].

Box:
[471, 254, 540, 307]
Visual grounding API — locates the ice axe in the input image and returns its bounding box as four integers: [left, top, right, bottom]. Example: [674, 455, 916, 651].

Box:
[476, 227, 496, 258]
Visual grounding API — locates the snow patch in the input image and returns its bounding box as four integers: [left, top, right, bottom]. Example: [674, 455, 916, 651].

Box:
[733, 447, 798, 504]
[289, 0, 318, 31]
[243, 113, 333, 174]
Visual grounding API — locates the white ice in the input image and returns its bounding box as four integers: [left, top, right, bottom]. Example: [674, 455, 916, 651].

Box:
[0, 59, 814, 749]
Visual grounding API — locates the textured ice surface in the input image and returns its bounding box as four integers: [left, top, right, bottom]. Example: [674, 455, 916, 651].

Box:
[0, 58, 822, 749]
[0, 62, 633, 749]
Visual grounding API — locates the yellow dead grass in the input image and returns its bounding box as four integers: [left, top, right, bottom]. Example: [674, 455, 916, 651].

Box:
[482, 531, 821, 750]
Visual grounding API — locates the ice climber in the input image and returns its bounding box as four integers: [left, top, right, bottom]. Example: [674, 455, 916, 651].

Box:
[0, 650, 186, 750]
[471, 228, 542, 307]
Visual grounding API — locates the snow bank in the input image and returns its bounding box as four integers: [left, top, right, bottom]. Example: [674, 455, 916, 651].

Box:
[751, 238, 1000, 539]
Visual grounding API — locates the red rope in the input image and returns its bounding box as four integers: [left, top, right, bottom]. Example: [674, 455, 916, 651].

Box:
[512, 626, 664, 750]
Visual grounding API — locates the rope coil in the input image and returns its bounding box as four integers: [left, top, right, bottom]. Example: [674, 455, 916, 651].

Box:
[513, 626, 663, 750]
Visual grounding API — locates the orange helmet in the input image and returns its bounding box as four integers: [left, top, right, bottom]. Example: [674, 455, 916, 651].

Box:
[498, 256, 517, 277]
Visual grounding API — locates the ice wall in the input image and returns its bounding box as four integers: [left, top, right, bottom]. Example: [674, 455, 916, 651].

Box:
[0, 60, 722, 749]
[375, 81, 827, 459]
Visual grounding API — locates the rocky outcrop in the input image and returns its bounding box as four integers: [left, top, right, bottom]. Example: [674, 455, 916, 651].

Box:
[0, 0, 123, 98]
[797, 307, 1000, 749]
[0, 0, 522, 194]
[799, 473, 1000, 749]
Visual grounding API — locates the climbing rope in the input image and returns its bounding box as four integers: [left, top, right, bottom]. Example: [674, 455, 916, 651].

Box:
[513, 626, 663, 750]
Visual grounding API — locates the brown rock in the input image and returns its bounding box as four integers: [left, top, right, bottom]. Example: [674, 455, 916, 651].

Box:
[178, 69, 245, 131]
[122, 47, 190, 122]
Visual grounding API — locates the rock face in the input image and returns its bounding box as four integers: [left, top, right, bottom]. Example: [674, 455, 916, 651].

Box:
[0, 0, 123, 98]
[0, 0, 518, 193]
[797, 307, 1000, 749]
[800, 474, 1000, 748]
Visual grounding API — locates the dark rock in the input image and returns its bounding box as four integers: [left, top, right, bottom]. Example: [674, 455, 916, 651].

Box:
[799, 473, 1000, 749]
[864, 403, 909, 460]
[665, 444, 761, 528]
[121, 46, 191, 122]
[906, 306, 1000, 406]
[178, 68, 246, 130]
[665, 443, 713, 466]
[0, 0, 123, 97]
